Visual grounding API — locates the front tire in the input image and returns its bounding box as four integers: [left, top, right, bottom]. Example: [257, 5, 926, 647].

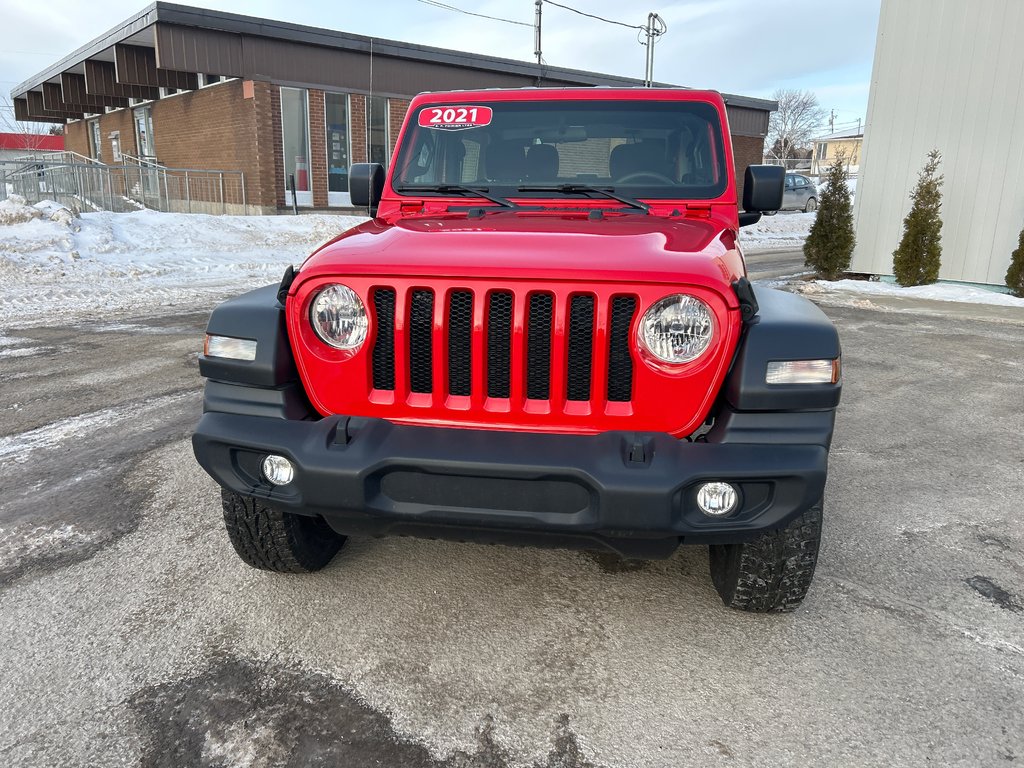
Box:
[221, 489, 345, 573]
[708, 499, 822, 612]
[804, 197, 818, 212]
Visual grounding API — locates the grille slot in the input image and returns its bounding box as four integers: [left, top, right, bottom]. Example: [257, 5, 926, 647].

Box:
[409, 289, 434, 394]
[526, 293, 553, 400]
[371, 288, 396, 390]
[487, 292, 513, 398]
[447, 290, 473, 396]
[566, 295, 595, 401]
[607, 296, 637, 402]
[367, 286, 637, 408]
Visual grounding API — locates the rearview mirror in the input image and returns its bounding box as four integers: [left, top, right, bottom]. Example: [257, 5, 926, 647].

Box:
[740, 165, 785, 227]
[349, 163, 385, 214]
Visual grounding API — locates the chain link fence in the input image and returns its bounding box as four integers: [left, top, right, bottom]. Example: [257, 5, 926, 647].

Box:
[762, 156, 860, 184]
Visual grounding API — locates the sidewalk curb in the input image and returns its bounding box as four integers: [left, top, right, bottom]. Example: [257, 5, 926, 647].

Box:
[783, 283, 1024, 325]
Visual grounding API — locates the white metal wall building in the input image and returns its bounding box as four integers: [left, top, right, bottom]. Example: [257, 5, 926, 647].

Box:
[852, 0, 1024, 286]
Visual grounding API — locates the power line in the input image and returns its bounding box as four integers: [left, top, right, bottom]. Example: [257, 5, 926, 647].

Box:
[414, 0, 531, 27]
[542, 0, 644, 30]
[1, 50, 62, 56]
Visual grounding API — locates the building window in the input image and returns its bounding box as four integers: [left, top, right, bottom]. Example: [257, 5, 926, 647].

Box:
[816, 142, 827, 161]
[199, 74, 223, 87]
[281, 86, 312, 206]
[109, 132, 122, 162]
[88, 119, 102, 160]
[134, 105, 155, 160]
[325, 92, 351, 205]
[367, 96, 389, 167]
[160, 87, 180, 98]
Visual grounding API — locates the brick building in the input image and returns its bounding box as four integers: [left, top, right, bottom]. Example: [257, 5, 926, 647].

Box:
[11, 2, 776, 214]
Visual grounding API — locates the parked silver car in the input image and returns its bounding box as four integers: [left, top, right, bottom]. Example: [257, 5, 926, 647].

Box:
[779, 173, 818, 212]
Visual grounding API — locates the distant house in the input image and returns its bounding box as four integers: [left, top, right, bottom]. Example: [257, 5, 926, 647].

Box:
[811, 128, 863, 176]
[0, 132, 64, 161]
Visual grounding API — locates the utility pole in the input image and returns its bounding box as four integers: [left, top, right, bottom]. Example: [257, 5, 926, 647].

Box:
[534, 0, 543, 66]
[829, 109, 836, 133]
[643, 13, 667, 87]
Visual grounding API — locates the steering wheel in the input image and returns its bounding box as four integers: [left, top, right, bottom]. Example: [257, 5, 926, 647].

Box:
[615, 171, 676, 185]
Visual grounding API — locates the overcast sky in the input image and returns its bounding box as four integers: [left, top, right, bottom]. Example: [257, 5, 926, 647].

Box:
[1, 0, 881, 131]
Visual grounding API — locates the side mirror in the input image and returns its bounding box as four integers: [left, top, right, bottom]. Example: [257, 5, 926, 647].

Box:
[349, 163, 385, 213]
[740, 165, 785, 227]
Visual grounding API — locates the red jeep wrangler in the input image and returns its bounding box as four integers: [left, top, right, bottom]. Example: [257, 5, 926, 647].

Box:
[193, 88, 841, 612]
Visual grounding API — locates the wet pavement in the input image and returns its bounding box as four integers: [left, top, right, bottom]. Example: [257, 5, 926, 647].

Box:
[0, 290, 1022, 766]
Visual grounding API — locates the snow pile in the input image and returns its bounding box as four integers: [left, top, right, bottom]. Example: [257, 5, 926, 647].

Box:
[0, 195, 45, 225]
[0, 202, 367, 325]
[795, 278, 1024, 308]
[816, 177, 858, 198]
[0, 196, 80, 228]
[33, 199, 80, 229]
[739, 211, 815, 250]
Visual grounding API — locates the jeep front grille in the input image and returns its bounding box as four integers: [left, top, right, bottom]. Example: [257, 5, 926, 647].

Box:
[370, 286, 637, 407]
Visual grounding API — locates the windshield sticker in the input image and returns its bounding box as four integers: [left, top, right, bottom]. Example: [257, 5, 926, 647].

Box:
[418, 106, 493, 131]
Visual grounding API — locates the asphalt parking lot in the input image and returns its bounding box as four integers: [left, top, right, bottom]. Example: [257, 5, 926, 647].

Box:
[1, 286, 1022, 766]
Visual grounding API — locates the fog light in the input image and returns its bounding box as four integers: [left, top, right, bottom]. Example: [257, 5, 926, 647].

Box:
[262, 454, 294, 486]
[696, 482, 738, 517]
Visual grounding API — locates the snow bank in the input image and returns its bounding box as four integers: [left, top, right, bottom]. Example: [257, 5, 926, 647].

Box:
[816, 177, 857, 198]
[0, 195, 46, 225]
[796, 278, 1024, 308]
[0, 201, 367, 326]
[739, 211, 815, 250]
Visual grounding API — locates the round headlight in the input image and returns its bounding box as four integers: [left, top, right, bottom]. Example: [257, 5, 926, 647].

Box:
[639, 294, 715, 364]
[310, 284, 368, 350]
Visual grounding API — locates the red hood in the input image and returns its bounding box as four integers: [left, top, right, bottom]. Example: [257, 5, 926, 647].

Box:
[296, 211, 743, 304]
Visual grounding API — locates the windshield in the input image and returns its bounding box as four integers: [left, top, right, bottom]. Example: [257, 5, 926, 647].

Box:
[392, 100, 729, 201]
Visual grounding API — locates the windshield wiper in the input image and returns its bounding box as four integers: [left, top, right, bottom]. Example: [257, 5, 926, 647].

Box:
[517, 184, 650, 214]
[394, 184, 517, 209]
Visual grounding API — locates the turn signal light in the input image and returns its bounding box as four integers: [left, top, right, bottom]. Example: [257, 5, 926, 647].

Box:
[204, 334, 257, 361]
[766, 358, 840, 385]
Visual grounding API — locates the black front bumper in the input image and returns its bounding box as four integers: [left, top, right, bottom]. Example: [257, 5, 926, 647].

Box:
[192, 410, 830, 559]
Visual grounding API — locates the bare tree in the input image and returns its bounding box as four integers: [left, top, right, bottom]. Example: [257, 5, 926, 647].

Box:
[0, 94, 59, 151]
[766, 89, 828, 161]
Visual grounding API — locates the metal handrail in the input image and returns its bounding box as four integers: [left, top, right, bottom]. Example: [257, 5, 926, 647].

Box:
[7, 157, 248, 215]
[120, 153, 163, 169]
[9, 150, 102, 166]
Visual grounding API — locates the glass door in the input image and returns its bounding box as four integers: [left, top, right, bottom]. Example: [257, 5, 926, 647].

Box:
[367, 96, 389, 168]
[88, 120, 102, 161]
[325, 93, 352, 207]
[132, 106, 160, 207]
[134, 106, 156, 161]
[281, 87, 313, 207]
